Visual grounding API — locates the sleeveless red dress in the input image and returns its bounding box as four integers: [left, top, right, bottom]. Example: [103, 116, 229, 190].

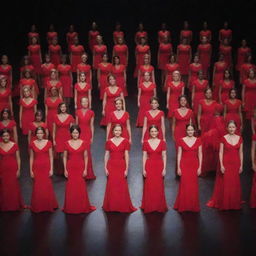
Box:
[103, 139, 137, 212]
[174, 138, 202, 212]
[77, 63, 91, 83]
[158, 43, 172, 70]
[63, 141, 96, 214]
[0, 120, 16, 141]
[188, 63, 203, 90]
[30, 140, 58, 212]
[134, 44, 150, 77]
[93, 44, 107, 70]
[141, 140, 168, 213]
[28, 44, 41, 73]
[0, 65, 12, 88]
[76, 109, 96, 180]
[0, 88, 11, 112]
[98, 63, 112, 99]
[40, 63, 55, 88]
[177, 44, 191, 75]
[113, 44, 128, 66]
[136, 82, 156, 127]
[243, 79, 256, 119]
[70, 45, 85, 72]
[236, 47, 251, 71]
[219, 80, 234, 103]
[0, 143, 24, 211]
[197, 43, 212, 75]
[250, 134, 256, 208]
[49, 44, 61, 66]
[192, 79, 208, 114]
[112, 64, 127, 96]
[74, 83, 91, 109]
[57, 64, 73, 97]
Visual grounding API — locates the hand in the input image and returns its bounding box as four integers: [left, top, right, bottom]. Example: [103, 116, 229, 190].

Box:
[239, 166, 243, 174]
[124, 169, 128, 177]
[141, 139, 144, 144]
[166, 105, 169, 109]
[220, 166, 225, 174]
[53, 140, 56, 146]
[177, 168, 181, 176]
[64, 170, 68, 178]
[75, 105, 77, 109]
[102, 110, 105, 116]
[98, 83, 101, 89]
[105, 168, 109, 176]
[162, 169, 166, 177]
[49, 170, 53, 177]
[142, 170, 147, 178]
[138, 102, 140, 107]
[83, 170, 87, 177]
[129, 139, 132, 144]
[197, 168, 201, 176]
[30, 171, 34, 178]
[20, 123, 22, 129]
[16, 170, 20, 178]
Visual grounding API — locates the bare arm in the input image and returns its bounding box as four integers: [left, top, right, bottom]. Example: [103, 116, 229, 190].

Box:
[49, 146, 53, 176]
[219, 142, 224, 173]
[19, 106, 22, 129]
[16, 149, 21, 178]
[13, 126, 18, 144]
[89, 89, 92, 109]
[127, 119, 132, 144]
[137, 88, 141, 107]
[161, 115, 166, 141]
[141, 116, 147, 143]
[52, 123, 56, 146]
[74, 88, 78, 109]
[124, 150, 129, 177]
[197, 104, 202, 130]
[63, 150, 68, 178]
[83, 150, 88, 177]
[252, 141, 256, 171]
[172, 116, 176, 141]
[102, 92, 107, 116]
[239, 143, 243, 174]
[121, 93, 126, 111]
[142, 151, 147, 177]
[197, 145, 202, 175]
[29, 149, 34, 178]
[90, 116, 94, 144]
[104, 150, 110, 176]
[177, 146, 182, 176]
[162, 150, 167, 176]
[166, 87, 170, 109]
[251, 118, 255, 134]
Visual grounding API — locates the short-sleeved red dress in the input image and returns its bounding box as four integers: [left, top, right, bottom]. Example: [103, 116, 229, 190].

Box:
[70, 45, 85, 72]
[49, 44, 61, 66]
[219, 45, 232, 68]
[134, 44, 150, 77]
[158, 43, 172, 70]
[77, 63, 91, 83]
[57, 64, 73, 97]
[88, 30, 100, 51]
[188, 63, 203, 90]
[28, 44, 41, 73]
[0, 120, 16, 141]
[74, 82, 91, 109]
[93, 44, 107, 70]
[0, 88, 11, 112]
[40, 63, 55, 88]
[0, 64, 12, 88]
[98, 62, 113, 99]
[219, 79, 234, 103]
[177, 44, 191, 75]
[111, 64, 127, 96]
[197, 43, 212, 75]
[192, 79, 208, 114]
[236, 47, 251, 72]
[243, 78, 256, 119]
[113, 44, 128, 66]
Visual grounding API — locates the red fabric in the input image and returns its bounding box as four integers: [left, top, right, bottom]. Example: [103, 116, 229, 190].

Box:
[134, 44, 150, 77]
[92, 45, 107, 70]
[57, 64, 73, 97]
[192, 79, 208, 114]
[243, 79, 256, 119]
[197, 43, 212, 75]
[113, 44, 128, 66]
[0, 88, 11, 112]
[177, 44, 191, 75]
[28, 45, 41, 73]
[236, 47, 251, 71]
[112, 64, 127, 96]
[98, 63, 112, 99]
[70, 45, 85, 72]
[49, 44, 61, 66]
[74, 83, 91, 109]
[40, 63, 55, 88]
[158, 43, 172, 70]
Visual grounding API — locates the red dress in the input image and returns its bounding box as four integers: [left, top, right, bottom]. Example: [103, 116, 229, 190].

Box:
[98, 63, 113, 99]
[28, 122, 48, 141]
[40, 63, 55, 88]
[219, 29, 232, 42]
[167, 81, 184, 118]
[197, 43, 211, 75]
[76, 109, 96, 180]
[28, 32, 39, 42]
[20, 64, 35, 76]
[174, 138, 202, 212]
[243, 79, 256, 119]
[66, 31, 78, 51]
[108, 111, 130, 140]
[219, 80, 234, 103]
[200, 30, 212, 41]
[113, 44, 128, 66]
[103, 139, 136, 212]
[46, 80, 62, 97]
[165, 63, 180, 86]
[45, 97, 62, 135]
[219, 45, 232, 68]
[134, 44, 150, 77]
[20, 98, 37, 135]
[0, 65, 12, 88]
[112, 64, 127, 96]
[224, 99, 242, 132]
[158, 43, 172, 70]
[213, 61, 228, 99]
[47, 32, 58, 45]
[28, 44, 41, 73]
[240, 63, 255, 84]
[136, 82, 156, 127]
[74, 82, 91, 109]
[19, 78, 39, 95]
[70, 45, 85, 72]
[135, 31, 148, 43]
[54, 114, 74, 153]
[141, 140, 168, 213]
[113, 31, 124, 43]
[180, 30, 192, 41]
[177, 44, 191, 75]
[100, 87, 123, 126]
[30, 140, 58, 212]
[236, 47, 251, 71]
[0, 88, 11, 112]
[88, 30, 100, 51]
[63, 141, 96, 214]
[192, 79, 208, 114]
[188, 63, 203, 90]
[250, 134, 256, 208]
[77, 63, 91, 83]
[143, 110, 164, 141]
[158, 30, 171, 43]
[0, 143, 24, 211]
[0, 120, 16, 141]
[93, 45, 107, 70]
[57, 64, 73, 97]
[207, 136, 243, 210]
[49, 44, 61, 66]
[138, 65, 154, 84]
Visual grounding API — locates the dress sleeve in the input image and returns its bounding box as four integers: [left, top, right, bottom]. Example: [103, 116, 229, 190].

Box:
[142, 141, 147, 151]
[124, 139, 130, 151]
[161, 141, 167, 151]
[47, 140, 53, 149]
[105, 141, 110, 151]
[13, 143, 19, 152]
[64, 141, 69, 151]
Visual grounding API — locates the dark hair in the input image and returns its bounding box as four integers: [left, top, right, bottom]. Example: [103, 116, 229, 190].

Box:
[0, 128, 11, 137]
[112, 123, 123, 132]
[148, 125, 159, 132]
[178, 94, 187, 102]
[204, 88, 212, 94]
[227, 120, 237, 127]
[112, 55, 120, 64]
[34, 109, 44, 120]
[150, 96, 159, 104]
[229, 88, 237, 98]
[57, 102, 67, 114]
[224, 69, 232, 79]
[186, 123, 196, 130]
[35, 126, 46, 135]
[0, 108, 11, 121]
[70, 124, 81, 134]
[114, 97, 123, 105]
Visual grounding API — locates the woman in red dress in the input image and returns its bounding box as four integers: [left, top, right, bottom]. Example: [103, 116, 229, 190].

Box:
[57, 55, 73, 104]
[0, 76, 12, 114]
[88, 22, 100, 52]
[199, 21, 212, 42]
[70, 37, 85, 73]
[142, 97, 165, 143]
[164, 54, 180, 91]
[197, 36, 212, 77]
[112, 36, 128, 67]
[134, 37, 150, 78]
[135, 22, 148, 45]
[45, 87, 62, 136]
[93, 35, 107, 70]
[0, 109, 18, 143]
[166, 71, 185, 118]
[45, 69, 63, 99]
[207, 121, 243, 210]
[158, 22, 171, 43]
[19, 87, 37, 135]
[40, 54, 55, 88]
[101, 75, 125, 126]
[0, 129, 24, 211]
[219, 70, 235, 104]
[137, 54, 155, 87]
[97, 53, 112, 99]
[240, 54, 255, 84]
[28, 110, 48, 144]
[28, 36, 42, 75]
[74, 72, 92, 109]
[103, 124, 137, 212]
[172, 95, 193, 145]
[197, 88, 217, 135]
[219, 38, 232, 69]
[28, 24, 40, 44]
[242, 68, 256, 119]
[49, 37, 62, 67]
[76, 53, 92, 84]
[66, 25, 78, 52]
[107, 97, 131, 142]
[219, 21, 232, 44]
[174, 124, 202, 212]
[141, 125, 168, 213]
[20, 55, 35, 79]
[29, 127, 58, 213]
[113, 22, 124, 45]
[236, 39, 251, 72]
[137, 72, 157, 127]
[224, 89, 242, 134]
[47, 24, 58, 45]
[112, 55, 127, 96]
[250, 134, 256, 208]
[191, 70, 209, 115]
[180, 21, 193, 44]
[0, 55, 12, 89]
[63, 125, 96, 214]
[53, 102, 74, 175]
[19, 69, 38, 99]
[75, 97, 96, 180]
[188, 54, 203, 92]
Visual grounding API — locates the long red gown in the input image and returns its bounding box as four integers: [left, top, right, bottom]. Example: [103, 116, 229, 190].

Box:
[177, 44, 191, 75]
[113, 44, 128, 66]
[0, 65, 12, 88]
[134, 44, 150, 77]
[0, 120, 16, 141]
[213, 61, 227, 90]
[143, 110, 164, 141]
[40, 63, 55, 88]
[188, 63, 203, 91]
[0, 88, 11, 112]
[108, 111, 130, 140]
[141, 140, 168, 213]
[74, 82, 91, 109]
[0, 143, 24, 211]
[66, 31, 78, 52]
[103, 139, 137, 212]
[63, 141, 96, 214]
[57, 64, 73, 97]
[136, 82, 156, 127]
[219, 45, 232, 68]
[76, 109, 96, 180]
[49, 44, 61, 66]
[158, 43, 172, 70]
[88, 30, 100, 51]
[77, 63, 91, 83]
[167, 81, 184, 118]
[28, 44, 41, 73]
[30, 140, 58, 212]
[236, 47, 251, 71]
[20, 98, 37, 135]
[100, 87, 123, 126]
[93, 44, 107, 70]
[112, 64, 127, 96]
[250, 134, 256, 208]
[219, 80, 234, 103]
[174, 137, 201, 212]
[192, 79, 208, 114]
[207, 136, 243, 210]
[243, 78, 256, 119]
[70, 45, 85, 72]
[98, 63, 112, 99]
[54, 114, 74, 153]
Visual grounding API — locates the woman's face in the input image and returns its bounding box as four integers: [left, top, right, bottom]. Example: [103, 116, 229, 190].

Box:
[227, 122, 236, 135]
[249, 70, 255, 79]
[50, 88, 58, 97]
[80, 73, 86, 82]
[1, 55, 8, 64]
[24, 71, 31, 79]
[205, 89, 212, 99]
[23, 88, 31, 97]
[2, 111, 9, 120]
[149, 127, 159, 138]
[173, 72, 180, 82]
[115, 100, 123, 110]
[35, 113, 43, 122]
[179, 97, 187, 107]
[36, 129, 44, 140]
[81, 54, 87, 63]
[229, 90, 236, 99]
[31, 37, 37, 44]
[114, 57, 120, 65]
[109, 76, 116, 86]
[71, 129, 80, 140]
[144, 72, 150, 81]
[81, 98, 89, 108]
[96, 35, 102, 44]
[186, 125, 195, 137]
[194, 55, 199, 63]
[113, 126, 122, 137]
[198, 71, 204, 80]
[151, 100, 159, 110]
[144, 55, 150, 65]
[102, 54, 108, 62]
[0, 78, 7, 88]
[2, 132, 10, 143]
[224, 70, 230, 79]
[50, 71, 57, 79]
[60, 104, 67, 113]
[117, 37, 124, 44]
